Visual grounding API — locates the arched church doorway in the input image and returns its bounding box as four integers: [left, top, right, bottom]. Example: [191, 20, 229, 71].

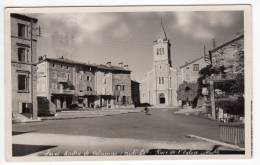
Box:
[159, 93, 165, 104]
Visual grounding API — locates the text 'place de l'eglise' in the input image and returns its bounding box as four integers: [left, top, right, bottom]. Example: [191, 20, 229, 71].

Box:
[11, 13, 245, 148]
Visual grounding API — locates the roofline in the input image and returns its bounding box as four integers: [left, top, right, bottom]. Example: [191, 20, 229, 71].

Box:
[10, 13, 38, 23]
[38, 58, 97, 67]
[209, 34, 244, 53]
[98, 65, 131, 73]
[179, 56, 204, 69]
[37, 58, 131, 73]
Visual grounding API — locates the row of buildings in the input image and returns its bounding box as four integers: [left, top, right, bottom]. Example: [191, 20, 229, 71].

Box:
[11, 14, 139, 121]
[37, 56, 135, 115]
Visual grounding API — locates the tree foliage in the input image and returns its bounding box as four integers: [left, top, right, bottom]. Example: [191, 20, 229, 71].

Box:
[177, 82, 199, 107]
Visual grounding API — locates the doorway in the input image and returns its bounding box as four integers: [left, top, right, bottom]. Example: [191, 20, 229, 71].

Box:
[159, 93, 165, 104]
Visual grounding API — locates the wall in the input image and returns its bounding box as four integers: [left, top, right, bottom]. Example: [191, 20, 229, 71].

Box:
[11, 15, 38, 119]
[131, 80, 140, 106]
[48, 61, 75, 94]
[140, 70, 154, 104]
[112, 71, 132, 105]
[37, 61, 48, 97]
[95, 70, 113, 96]
[211, 36, 244, 74]
[180, 58, 208, 83]
[75, 65, 96, 96]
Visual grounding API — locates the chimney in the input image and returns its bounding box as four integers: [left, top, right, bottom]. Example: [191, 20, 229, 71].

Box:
[123, 64, 128, 70]
[106, 61, 112, 67]
[38, 56, 43, 62]
[118, 62, 123, 68]
[38, 54, 47, 62]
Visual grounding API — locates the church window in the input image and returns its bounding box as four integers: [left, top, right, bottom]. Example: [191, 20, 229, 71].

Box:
[161, 77, 164, 84]
[157, 48, 165, 56]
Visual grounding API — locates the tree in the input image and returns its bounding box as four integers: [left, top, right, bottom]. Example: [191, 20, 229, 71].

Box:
[177, 82, 198, 108]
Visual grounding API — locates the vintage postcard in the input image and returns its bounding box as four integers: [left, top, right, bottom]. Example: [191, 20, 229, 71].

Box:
[4, 5, 252, 161]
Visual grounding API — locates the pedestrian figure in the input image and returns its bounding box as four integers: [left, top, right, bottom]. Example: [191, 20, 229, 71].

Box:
[144, 106, 150, 115]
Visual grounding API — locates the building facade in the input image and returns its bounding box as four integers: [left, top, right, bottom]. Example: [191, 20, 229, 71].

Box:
[76, 63, 96, 108]
[37, 56, 77, 114]
[112, 64, 132, 108]
[11, 14, 39, 120]
[205, 34, 244, 121]
[140, 29, 178, 107]
[210, 34, 244, 75]
[94, 62, 132, 108]
[37, 56, 133, 114]
[94, 63, 114, 108]
[179, 57, 208, 84]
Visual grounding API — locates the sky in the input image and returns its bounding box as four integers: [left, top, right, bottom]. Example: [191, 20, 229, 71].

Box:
[29, 11, 243, 81]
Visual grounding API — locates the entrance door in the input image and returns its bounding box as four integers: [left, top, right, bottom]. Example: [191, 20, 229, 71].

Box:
[159, 93, 165, 104]
[122, 96, 126, 105]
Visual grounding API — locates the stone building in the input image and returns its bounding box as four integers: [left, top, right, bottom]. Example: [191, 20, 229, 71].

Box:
[179, 56, 208, 84]
[94, 63, 114, 108]
[210, 34, 244, 74]
[76, 62, 96, 108]
[11, 14, 39, 120]
[95, 62, 132, 108]
[140, 24, 178, 107]
[37, 56, 77, 113]
[112, 63, 132, 107]
[205, 34, 244, 120]
[37, 56, 133, 114]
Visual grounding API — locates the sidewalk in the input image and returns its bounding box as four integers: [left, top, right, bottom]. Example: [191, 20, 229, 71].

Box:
[40, 108, 142, 120]
[174, 107, 206, 115]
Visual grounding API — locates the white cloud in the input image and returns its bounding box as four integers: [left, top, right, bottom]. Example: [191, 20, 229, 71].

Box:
[172, 11, 241, 40]
[112, 23, 131, 39]
[61, 13, 121, 44]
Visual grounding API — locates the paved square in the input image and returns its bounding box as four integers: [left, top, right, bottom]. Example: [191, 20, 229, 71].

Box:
[12, 108, 226, 156]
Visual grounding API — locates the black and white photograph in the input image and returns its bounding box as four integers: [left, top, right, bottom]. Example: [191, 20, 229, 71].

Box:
[4, 5, 252, 161]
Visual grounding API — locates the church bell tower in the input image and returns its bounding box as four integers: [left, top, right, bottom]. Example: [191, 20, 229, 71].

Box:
[152, 19, 173, 106]
[153, 19, 172, 69]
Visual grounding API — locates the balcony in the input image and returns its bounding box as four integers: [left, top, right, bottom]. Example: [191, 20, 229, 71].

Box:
[77, 90, 96, 96]
[58, 77, 68, 83]
[52, 88, 75, 95]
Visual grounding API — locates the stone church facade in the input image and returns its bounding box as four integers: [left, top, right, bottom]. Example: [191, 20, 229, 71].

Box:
[140, 28, 178, 107]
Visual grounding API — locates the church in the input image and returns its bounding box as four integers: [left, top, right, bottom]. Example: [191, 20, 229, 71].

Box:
[140, 22, 178, 107]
